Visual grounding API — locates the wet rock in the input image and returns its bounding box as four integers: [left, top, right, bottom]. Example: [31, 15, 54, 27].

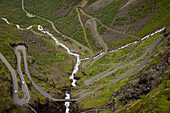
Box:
[74, 77, 81, 80]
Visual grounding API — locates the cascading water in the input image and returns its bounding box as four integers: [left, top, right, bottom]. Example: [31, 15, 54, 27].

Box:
[37, 25, 80, 113]
[80, 27, 166, 61]
[1, 17, 166, 113]
[2, 17, 80, 113]
[65, 92, 70, 113]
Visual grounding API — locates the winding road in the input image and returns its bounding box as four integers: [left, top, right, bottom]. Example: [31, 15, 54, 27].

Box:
[0, 0, 167, 112]
[79, 8, 142, 68]
[77, 36, 166, 98]
[81, 18, 108, 68]
[84, 37, 141, 85]
[79, 8, 141, 40]
[22, 0, 93, 66]
[1, 46, 79, 102]
[0, 35, 166, 103]
[0, 53, 30, 105]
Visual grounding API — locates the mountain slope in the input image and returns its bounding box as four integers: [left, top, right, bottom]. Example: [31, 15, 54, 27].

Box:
[0, 0, 169, 112]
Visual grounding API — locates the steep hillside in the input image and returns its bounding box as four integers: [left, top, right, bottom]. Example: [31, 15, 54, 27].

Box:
[82, 0, 170, 50]
[0, 0, 169, 112]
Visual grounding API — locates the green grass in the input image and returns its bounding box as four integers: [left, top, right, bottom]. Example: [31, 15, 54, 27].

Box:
[86, 27, 104, 52]
[75, 32, 166, 109]
[135, 0, 170, 37]
[86, 0, 99, 6]
[28, 49, 67, 66]
[128, 0, 157, 23]
[107, 36, 137, 49]
[54, 10, 89, 46]
[100, 111, 112, 113]
[115, 79, 170, 113]
[94, 0, 128, 26]
[0, 0, 50, 27]
[0, 0, 90, 48]
[24, 0, 90, 47]
[96, 21, 107, 34]
[113, 16, 128, 26]
[25, 0, 79, 19]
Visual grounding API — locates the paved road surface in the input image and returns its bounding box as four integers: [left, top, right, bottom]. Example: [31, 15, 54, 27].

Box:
[15, 46, 79, 102]
[76, 36, 165, 98]
[0, 0, 166, 105]
[0, 53, 30, 105]
[22, 0, 93, 67]
[82, 18, 108, 68]
[84, 37, 141, 85]
[79, 9, 141, 40]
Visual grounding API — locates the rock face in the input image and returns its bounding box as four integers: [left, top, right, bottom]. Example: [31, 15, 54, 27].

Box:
[71, 38, 169, 113]
[103, 47, 169, 112]
[34, 99, 66, 113]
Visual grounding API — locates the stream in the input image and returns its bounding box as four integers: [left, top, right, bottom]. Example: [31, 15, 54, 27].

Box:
[37, 25, 80, 113]
[1, 16, 166, 113]
[1, 17, 79, 113]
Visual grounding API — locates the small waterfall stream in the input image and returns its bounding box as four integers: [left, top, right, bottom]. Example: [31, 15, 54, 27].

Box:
[65, 92, 71, 113]
[37, 25, 80, 113]
[1, 17, 166, 113]
[1, 18, 80, 113]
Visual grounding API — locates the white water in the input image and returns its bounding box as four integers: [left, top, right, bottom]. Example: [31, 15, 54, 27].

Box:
[2, 18, 10, 24]
[2, 18, 33, 30]
[65, 92, 70, 113]
[37, 25, 80, 113]
[1, 17, 165, 113]
[1, 18, 80, 87]
[1, 17, 81, 112]
[37, 25, 80, 87]
[80, 27, 166, 61]
[27, 105, 37, 113]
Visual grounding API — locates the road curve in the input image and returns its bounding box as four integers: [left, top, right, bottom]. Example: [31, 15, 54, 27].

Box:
[83, 26, 165, 85]
[84, 37, 141, 85]
[104, 36, 165, 86]
[22, 0, 93, 64]
[0, 46, 81, 103]
[79, 9, 141, 40]
[78, 36, 165, 98]
[0, 53, 30, 105]
[1, 0, 166, 106]
[84, 35, 164, 85]
[93, 36, 163, 84]
[15, 45, 79, 102]
[82, 18, 108, 68]
[0, 34, 165, 104]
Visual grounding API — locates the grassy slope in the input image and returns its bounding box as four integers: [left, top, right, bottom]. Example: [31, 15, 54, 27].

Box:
[0, 0, 169, 112]
[0, 0, 76, 111]
[85, 0, 169, 41]
[24, 0, 91, 47]
[115, 79, 170, 113]
[92, 0, 128, 26]
[74, 31, 168, 109]
[0, 19, 69, 112]
[136, 0, 170, 37]
[79, 32, 162, 84]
